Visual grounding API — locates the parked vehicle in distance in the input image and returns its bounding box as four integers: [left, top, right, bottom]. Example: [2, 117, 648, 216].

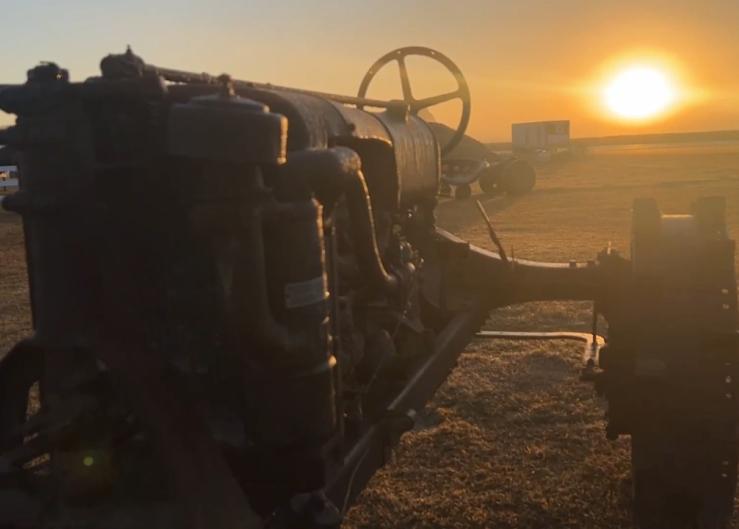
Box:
[512, 120, 570, 155]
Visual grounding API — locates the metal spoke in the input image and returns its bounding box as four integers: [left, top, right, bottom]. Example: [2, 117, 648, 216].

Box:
[397, 56, 413, 103]
[413, 89, 462, 111]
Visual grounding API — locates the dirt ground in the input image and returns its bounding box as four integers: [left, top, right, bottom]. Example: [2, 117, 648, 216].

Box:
[2, 142, 739, 527]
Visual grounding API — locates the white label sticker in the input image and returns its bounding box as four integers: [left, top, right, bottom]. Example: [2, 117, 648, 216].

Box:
[284, 276, 328, 309]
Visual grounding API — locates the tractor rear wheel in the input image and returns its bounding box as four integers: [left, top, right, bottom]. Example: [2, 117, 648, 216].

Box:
[454, 183, 472, 200]
[501, 158, 536, 196]
[616, 197, 739, 529]
[478, 167, 502, 196]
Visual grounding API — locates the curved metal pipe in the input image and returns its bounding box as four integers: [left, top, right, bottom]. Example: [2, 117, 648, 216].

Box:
[340, 166, 399, 293]
[282, 147, 399, 294]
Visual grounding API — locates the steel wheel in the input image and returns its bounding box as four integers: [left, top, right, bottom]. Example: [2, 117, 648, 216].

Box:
[357, 46, 471, 155]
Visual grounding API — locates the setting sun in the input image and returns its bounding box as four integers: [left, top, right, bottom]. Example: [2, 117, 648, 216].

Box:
[602, 65, 679, 121]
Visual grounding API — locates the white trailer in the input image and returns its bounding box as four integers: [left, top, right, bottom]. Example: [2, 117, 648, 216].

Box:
[512, 120, 570, 154]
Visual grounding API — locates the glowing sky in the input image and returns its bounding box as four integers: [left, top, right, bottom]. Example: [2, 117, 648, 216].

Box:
[2, 0, 739, 141]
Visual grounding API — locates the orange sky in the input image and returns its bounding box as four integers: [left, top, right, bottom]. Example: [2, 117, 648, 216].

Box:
[3, 0, 739, 141]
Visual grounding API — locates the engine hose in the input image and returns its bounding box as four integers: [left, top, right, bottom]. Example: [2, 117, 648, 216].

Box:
[282, 147, 399, 294]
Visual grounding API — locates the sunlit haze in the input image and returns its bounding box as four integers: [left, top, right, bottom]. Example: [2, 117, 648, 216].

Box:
[602, 66, 678, 121]
[2, 0, 739, 141]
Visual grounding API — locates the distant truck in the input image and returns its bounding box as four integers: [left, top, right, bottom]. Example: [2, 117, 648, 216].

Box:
[512, 120, 570, 154]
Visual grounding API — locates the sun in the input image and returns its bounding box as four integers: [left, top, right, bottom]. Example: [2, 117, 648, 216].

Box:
[602, 65, 678, 121]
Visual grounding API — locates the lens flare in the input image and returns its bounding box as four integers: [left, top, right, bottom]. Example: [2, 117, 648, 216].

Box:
[602, 65, 678, 121]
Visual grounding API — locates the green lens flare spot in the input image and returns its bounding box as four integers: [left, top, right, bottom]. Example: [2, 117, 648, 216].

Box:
[82, 455, 95, 467]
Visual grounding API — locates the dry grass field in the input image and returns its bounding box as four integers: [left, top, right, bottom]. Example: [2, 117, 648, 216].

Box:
[0, 195, 29, 355]
[2, 142, 739, 528]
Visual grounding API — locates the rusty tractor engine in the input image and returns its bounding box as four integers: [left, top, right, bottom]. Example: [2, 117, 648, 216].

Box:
[0, 47, 736, 529]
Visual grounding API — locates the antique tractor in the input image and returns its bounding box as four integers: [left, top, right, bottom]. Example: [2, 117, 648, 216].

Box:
[0, 46, 736, 529]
